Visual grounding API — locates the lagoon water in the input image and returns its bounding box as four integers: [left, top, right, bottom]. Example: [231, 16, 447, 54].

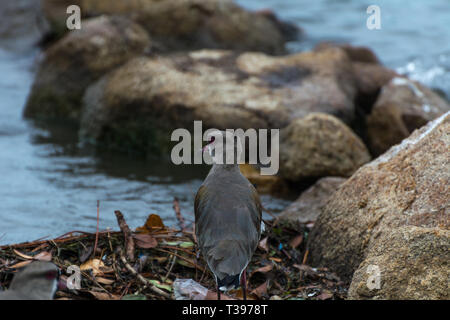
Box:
[0, 0, 449, 244]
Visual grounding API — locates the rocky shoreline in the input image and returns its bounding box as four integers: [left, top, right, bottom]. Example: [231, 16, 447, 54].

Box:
[2, 0, 450, 300]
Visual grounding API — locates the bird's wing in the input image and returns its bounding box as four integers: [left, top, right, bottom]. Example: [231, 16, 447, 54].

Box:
[249, 182, 262, 234]
[194, 182, 262, 278]
[194, 184, 207, 222]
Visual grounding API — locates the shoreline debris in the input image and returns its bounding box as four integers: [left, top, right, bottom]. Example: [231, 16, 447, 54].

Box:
[0, 210, 347, 300]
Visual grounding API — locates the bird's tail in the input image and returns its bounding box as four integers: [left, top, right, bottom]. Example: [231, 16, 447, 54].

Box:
[217, 274, 240, 291]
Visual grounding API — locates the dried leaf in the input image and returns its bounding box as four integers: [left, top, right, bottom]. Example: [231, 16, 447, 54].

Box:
[133, 234, 158, 249]
[95, 277, 115, 285]
[289, 234, 303, 249]
[253, 264, 273, 274]
[80, 259, 105, 276]
[293, 264, 319, 279]
[269, 257, 281, 263]
[258, 237, 269, 252]
[136, 214, 165, 233]
[13, 249, 33, 260]
[34, 251, 52, 261]
[293, 264, 313, 272]
[231, 288, 256, 300]
[88, 291, 120, 300]
[317, 291, 333, 300]
[251, 281, 269, 299]
[152, 256, 168, 263]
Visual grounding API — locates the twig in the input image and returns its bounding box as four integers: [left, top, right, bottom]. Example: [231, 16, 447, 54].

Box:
[199, 266, 207, 284]
[79, 270, 111, 295]
[114, 210, 135, 262]
[173, 197, 186, 231]
[162, 251, 177, 282]
[93, 200, 100, 258]
[302, 249, 309, 265]
[119, 250, 171, 299]
[119, 282, 131, 299]
[154, 247, 206, 272]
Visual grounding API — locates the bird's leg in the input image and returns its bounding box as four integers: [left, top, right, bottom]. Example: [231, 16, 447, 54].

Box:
[217, 283, 221, 300]
[241, 268, 247, 300]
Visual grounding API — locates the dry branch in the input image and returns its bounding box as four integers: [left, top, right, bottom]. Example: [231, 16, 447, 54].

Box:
[119, 250, 171, 299]
[114, 210, 135, 261]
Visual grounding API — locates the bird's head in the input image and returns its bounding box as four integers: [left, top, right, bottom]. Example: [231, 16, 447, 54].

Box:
[203, 130, 243, 165]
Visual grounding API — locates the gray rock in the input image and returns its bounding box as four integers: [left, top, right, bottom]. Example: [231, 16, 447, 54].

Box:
[276, 177, 346, 225]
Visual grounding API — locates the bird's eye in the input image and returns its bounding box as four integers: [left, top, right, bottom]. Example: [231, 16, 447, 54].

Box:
[45, 270, 58, 280]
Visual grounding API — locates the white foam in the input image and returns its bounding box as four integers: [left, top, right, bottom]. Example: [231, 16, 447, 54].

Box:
[391, 77, 424, 98]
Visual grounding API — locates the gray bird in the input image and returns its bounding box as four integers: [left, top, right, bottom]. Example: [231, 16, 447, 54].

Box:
[195, 130, 262, 300]
[0, 261, 61, 300]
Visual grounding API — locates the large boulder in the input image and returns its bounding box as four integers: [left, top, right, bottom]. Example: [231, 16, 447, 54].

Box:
[307, 111, 450, 299]
[41, 0, 297, 54]
[367, 77, 450, 156]
[24, 15, 151, 121]
[279, 113, 371, 181]
[276, 177, 346, 227]
[79, 47, 358, 154]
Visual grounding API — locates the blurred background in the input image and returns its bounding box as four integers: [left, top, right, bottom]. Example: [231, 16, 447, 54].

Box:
[0, 0, 449, 244]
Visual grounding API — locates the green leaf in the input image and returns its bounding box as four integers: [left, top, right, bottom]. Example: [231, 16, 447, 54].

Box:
[163, 241, 180, 246]
[148, 279, 172, 292]
[179, 241, 194, 248]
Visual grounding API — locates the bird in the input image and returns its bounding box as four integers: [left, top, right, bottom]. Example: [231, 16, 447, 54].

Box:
[0, 261, 61, 300]
[195, 130, 262, 300]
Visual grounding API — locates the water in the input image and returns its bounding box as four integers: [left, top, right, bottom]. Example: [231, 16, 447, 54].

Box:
[0, 48, 289, 245]
[1, 0, 449, 244]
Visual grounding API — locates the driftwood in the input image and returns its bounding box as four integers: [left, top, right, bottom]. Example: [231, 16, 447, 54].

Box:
[114, 210, 135, 261]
